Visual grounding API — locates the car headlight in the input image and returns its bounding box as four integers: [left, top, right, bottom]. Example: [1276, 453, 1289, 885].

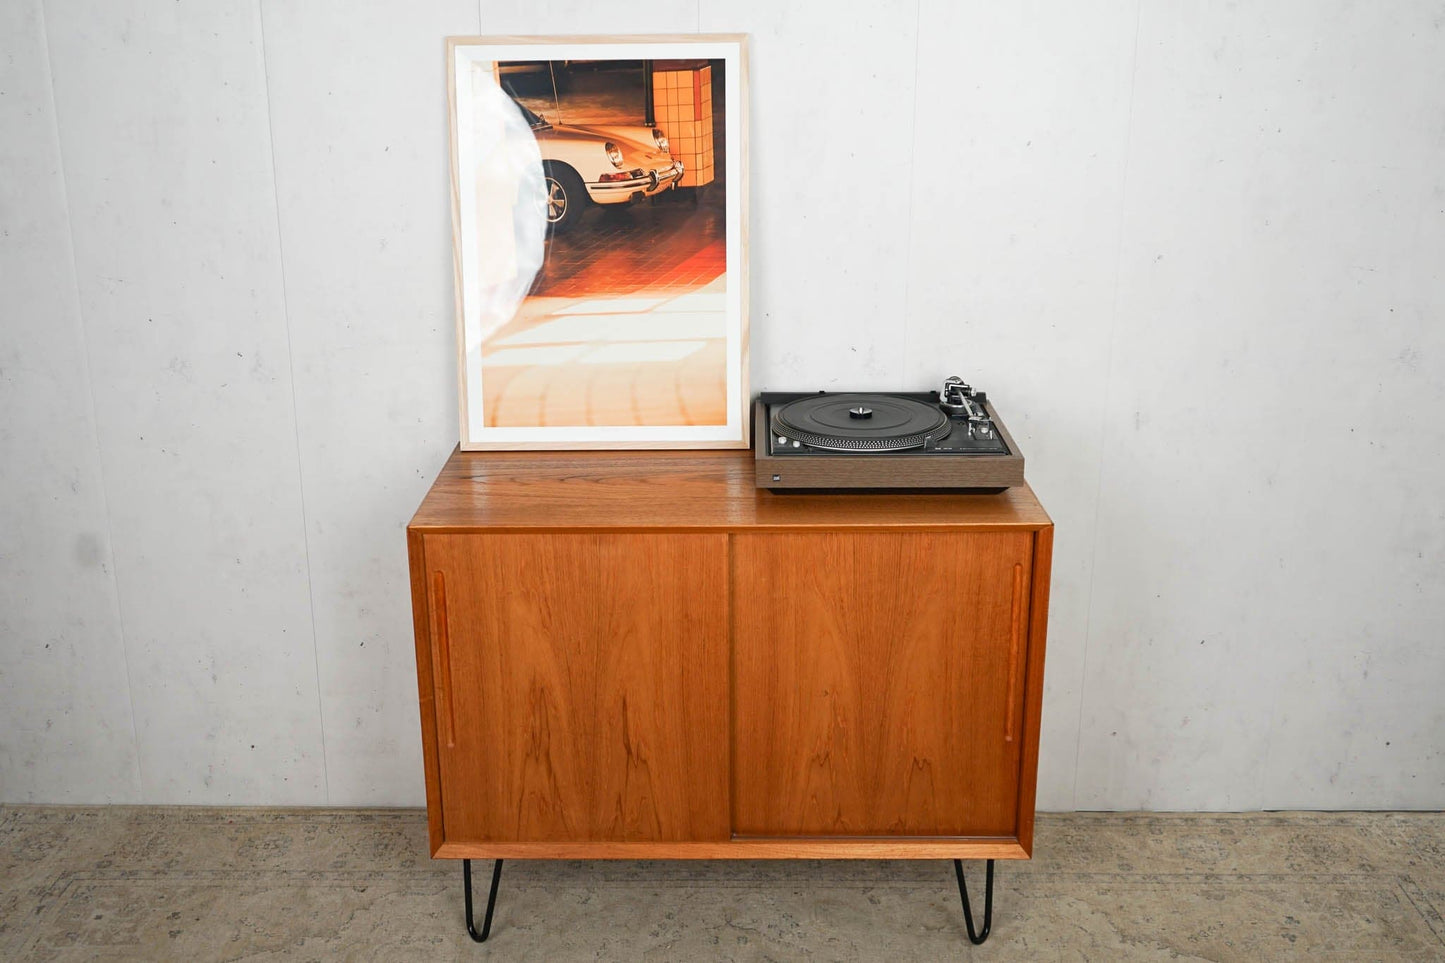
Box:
[604, 141, 624, 168]
[652, 128, 670, 153]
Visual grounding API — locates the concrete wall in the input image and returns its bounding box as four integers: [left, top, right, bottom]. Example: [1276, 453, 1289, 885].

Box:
[3, 0, 1442, 809]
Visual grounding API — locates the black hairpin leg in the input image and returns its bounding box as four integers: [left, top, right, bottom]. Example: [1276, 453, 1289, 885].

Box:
[953, 859, 994, 945]
[463, 858, 504, 942]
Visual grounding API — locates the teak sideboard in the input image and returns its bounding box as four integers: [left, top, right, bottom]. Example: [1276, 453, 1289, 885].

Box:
[408, 448, 1053, 942]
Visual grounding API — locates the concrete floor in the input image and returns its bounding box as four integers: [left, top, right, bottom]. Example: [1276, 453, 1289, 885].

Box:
[2, 809, 1443, 961]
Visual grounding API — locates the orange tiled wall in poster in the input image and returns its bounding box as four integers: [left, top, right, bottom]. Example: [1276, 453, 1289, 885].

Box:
[652, 64, 714, 188]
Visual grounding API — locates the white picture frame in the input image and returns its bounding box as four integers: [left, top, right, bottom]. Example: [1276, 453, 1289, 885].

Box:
[446, 35, 749, 450]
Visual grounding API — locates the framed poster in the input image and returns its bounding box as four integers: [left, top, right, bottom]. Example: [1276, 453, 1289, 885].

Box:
[447, 35, 749, 450]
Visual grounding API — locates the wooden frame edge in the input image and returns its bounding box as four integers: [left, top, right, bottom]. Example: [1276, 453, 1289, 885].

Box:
[408, 522, 1051, 535]
[443, 33, 751, 45]
[407, 528, 447, 857]
[434, 838, 1029, 861]
[1013, 524, 1054, 856]
[445, 38, 471, 452]
[736, 34, 751, 452]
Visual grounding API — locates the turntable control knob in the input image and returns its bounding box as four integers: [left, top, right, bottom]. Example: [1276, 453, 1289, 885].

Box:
[792, 439, 801, 448]
[776, 435, 788, 445]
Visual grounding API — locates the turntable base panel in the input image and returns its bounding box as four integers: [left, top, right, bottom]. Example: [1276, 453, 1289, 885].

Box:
[754, 397, 1026, 491]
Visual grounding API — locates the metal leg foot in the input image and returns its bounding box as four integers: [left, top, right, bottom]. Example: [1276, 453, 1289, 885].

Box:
[463, 858, 503, 942]
[953, 858, 994, 945]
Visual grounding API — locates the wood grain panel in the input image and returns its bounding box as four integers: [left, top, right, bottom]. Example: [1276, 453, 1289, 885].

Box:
[424, 533, 729, 843]
[411, 449, 1052, 532]
[732, 532, 1032, 837]
[1014, 526, 1055, 855]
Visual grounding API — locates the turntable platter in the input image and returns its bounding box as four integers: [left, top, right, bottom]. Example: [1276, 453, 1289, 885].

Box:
[771, 393, 952, 451]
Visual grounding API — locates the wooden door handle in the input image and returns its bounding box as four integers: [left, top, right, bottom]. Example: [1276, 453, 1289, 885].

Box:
[1005, 562, 1023, 743]
[431, 571, 457, 748]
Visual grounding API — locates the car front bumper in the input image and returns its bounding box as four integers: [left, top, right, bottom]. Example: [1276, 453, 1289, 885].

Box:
[586, 160, 685, 203]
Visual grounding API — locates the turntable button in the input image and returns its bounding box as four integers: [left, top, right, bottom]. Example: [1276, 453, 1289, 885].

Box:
[792, 440, 801, 448]
[777, 435, 788, 445]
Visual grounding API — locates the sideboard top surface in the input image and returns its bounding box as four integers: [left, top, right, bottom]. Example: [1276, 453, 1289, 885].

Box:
[411, 448, 1051, 532]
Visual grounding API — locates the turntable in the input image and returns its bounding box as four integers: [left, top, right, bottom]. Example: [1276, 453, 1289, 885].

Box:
[753, 377, 1025, 492]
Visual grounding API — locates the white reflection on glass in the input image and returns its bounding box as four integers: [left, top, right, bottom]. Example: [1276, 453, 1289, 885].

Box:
[466, 62, 546, 343]
[492, 311, 723, 347]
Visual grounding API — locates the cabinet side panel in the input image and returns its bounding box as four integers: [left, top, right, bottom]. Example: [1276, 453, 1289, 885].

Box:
[1014, 525, 1054, 855]
[406, 528, 445, 855]
[426, 533, 729, 843]
[733, 532, 1032, 837]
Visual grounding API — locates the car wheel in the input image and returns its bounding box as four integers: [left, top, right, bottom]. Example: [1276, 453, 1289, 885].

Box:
[543, 164, 587, 232]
